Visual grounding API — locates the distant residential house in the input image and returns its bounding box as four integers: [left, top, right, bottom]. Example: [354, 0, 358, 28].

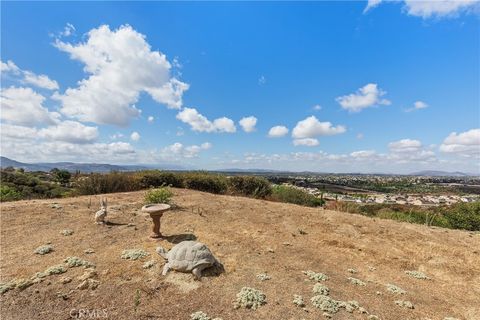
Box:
[411, 199, 423, 206]
[375, 197, 385, 204]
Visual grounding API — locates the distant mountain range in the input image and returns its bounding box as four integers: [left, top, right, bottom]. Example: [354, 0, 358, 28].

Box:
[408, 170, 473, 177]
[216, 168, 284, 173]
[220, 168, 476, 176]
[0, 157, 185, 173]
[0, 156, 476, 176]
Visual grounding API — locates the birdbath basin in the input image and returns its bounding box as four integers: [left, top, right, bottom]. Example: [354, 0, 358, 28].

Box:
[141, 204, 171, 239]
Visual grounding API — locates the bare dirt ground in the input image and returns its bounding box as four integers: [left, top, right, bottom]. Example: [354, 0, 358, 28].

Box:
[1, 189, 479, 320]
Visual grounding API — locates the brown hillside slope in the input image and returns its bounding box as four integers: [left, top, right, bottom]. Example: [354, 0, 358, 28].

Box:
[1, 189, 479, 320]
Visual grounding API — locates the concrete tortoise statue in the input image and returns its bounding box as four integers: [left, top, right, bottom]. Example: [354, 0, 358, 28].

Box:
[156, 241, 223, 280]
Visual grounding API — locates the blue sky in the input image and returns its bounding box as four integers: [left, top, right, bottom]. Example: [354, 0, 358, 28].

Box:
[1, 1, 479, 173]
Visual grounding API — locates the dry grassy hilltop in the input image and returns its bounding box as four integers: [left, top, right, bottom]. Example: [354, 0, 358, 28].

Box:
[1, 189, 479, 320]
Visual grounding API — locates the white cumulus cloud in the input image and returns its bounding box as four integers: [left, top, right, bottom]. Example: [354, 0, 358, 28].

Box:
[239, 116, 257, 133]
[364, 0, 383, 13]
[268, 125, 289, 138]
[0, 124, 38, 140]
[60, 23, 76, 37]
[406, 100, 429, 112]
[293, 138, 320, 147]
[404, 0, 479, 18]
[387, 139, 436, 163]
[388, 139, 422, 153]
[53, 24, 189, 126]
[1, 60, 20, 74]
[292, 116, 346, 139]
[439, 128, 480, 157]
[336, 83, 391, 112]
[22, 71, 59, 90]
[110, 133, 124, 140]
[147, 116, 154, 123]
[1, 60, 59, 90]
[363, 0, 479, 18]
[176, 107, 236, 133]
[350, 150, 376, 158]
[38, 121, 98, 144]
[161, 142, 212, 159]
[0, 134, 136, 163]
[0, 86, 60, 126]
[130, 131, 141, 141]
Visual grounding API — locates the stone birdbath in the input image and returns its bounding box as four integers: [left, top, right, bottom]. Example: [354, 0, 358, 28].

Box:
[141, 204, 171, 239]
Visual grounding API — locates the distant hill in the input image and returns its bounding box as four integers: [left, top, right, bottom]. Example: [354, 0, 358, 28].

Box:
[0, 156, 185, 173]
[1, 157, 476, 176]
[216, 168, 284, 173]
[409, 170, 473, 177]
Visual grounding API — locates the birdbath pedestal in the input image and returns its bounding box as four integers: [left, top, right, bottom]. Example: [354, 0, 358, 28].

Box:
[141, 204, 171, 239]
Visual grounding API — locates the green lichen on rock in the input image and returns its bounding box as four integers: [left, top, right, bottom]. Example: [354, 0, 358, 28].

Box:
[339, 300, 359, 313]
[395, 300, 414, 309]
[405, 270, 429, 280]
[190, 312, 222, 320]
[293, 294, 305, 307]
[190, 312, 210, 320]
[347, 268, 357, 274]
[31, 263, 69, 282]
[121, 249, 149, 260]
[234, 287, 266, 310]
[143, 260, 156, 269]
[368, 316, 380, 320]
[61, 229, 74, 236]
[304, 270, 329, 282]
[444, 317, 459, 320]
[45, 264, 67, 275]
[33, 272, 47, 280]
[256, 273, 271, 281]
[0, 280, 17, 294]
[387, 284, 406, 294]
[15, 278, 33, 290]
[313, 283, 330, 295]
[312, 294, 365, 315]
[348, 277, 366, 286]
[64, 256, 94, 268]
[311, 295, 339, 313]
[34, 244, 53, 255]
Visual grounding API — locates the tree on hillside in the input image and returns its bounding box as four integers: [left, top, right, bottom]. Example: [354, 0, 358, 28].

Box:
[51, 168, 71, 184]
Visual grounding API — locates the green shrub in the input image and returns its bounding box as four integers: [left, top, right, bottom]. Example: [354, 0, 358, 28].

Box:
[441, 202, 480, 231]
[51, 168, 71, 184]
[181, 172, 227, 194]
[144, 187, 173, 204]
[0, 170, 69, 201]
[375, 208, 426, 225]
[137, 170, 183, 188]
[270, 185, 324, 207]
[227, 176, 272, 198]
[0, 185, 22, 202]
[75, 172, 141, 195]
[335, 202, 479, 231]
